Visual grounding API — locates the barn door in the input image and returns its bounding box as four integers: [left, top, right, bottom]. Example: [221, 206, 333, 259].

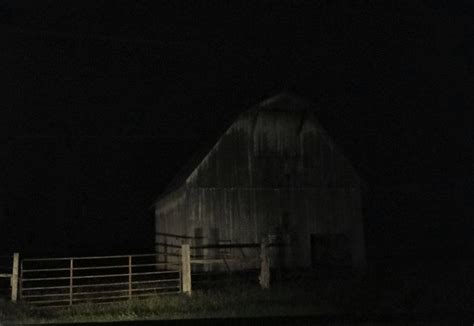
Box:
[310, 233, 351, 271]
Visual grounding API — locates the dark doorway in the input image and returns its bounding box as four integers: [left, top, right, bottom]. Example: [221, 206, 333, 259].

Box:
[310, 233, 351, 270]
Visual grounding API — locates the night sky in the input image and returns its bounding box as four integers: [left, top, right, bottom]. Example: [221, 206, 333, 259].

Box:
[0, 1, 472, 261]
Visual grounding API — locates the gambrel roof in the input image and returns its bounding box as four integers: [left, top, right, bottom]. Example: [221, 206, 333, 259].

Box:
[154, 93, 364, 205]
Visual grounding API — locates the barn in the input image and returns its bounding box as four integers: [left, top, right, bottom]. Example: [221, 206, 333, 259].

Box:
[154, 93, 367, 274]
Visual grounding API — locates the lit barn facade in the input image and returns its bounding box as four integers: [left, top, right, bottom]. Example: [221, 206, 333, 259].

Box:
[154, 94, 366, 273]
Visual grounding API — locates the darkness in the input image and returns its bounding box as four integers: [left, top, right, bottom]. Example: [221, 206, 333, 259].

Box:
[0, 0, 472, 264]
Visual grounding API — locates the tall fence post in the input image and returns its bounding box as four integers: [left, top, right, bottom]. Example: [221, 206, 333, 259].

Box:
[259, 237, 270, 289]
[11, 252, 19, 303]
[128, 255, 132, 300]
[181, 244, 191, 295]
[69, 259, 73, 305]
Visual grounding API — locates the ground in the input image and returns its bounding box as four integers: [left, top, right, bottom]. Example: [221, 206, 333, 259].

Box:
[1, 258, 472, 324]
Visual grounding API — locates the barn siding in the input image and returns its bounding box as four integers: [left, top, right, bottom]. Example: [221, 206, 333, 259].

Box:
[156, 186, 362, 268]
[155, 95, 366, 272]
[186, 112, 358, 189]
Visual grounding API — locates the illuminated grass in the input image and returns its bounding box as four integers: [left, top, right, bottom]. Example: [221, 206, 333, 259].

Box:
[1, 278, 339, 323]
[2, 265, 473, 324]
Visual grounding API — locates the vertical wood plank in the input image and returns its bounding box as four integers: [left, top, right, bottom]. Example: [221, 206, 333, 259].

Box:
[11, 253, 19, 303]
[164, 237, 168, 271]
[259, 238, 270, 289]
[19, 259, 23, 301]
[181, 244, 192, 295]
[128, 255, 132, 300]
[69, 259, 73, 305]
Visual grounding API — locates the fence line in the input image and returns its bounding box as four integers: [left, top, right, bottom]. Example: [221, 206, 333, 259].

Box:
[154, 236, 281, 275]
[22, 252, 168, 262]
[20, 252, 182, 307]
[10, 238, 275, 307]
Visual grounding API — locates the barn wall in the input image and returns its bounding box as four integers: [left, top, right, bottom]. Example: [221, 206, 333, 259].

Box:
[155, 104, 366, 271]
[155, 186, 189, 265]
[156, 185, 363, 269]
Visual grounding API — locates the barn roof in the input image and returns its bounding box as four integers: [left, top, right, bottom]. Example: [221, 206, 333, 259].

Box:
[253, 92, 314, 112]
[153, 93, 364, 206]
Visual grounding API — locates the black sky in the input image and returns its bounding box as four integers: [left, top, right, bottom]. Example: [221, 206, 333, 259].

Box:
[0, 1, 472, 259]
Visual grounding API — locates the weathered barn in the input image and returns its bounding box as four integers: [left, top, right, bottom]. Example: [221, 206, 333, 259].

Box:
[154, 94, 366, 273]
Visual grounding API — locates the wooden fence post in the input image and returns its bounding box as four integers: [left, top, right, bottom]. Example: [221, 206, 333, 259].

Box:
[259, 238, 270, 289]
[128, 255, 132, 300]
[69, 259, 73, 305]
[11, 253, 19, 303]
[163, 238, 168, 271]
[181, 244, 191, 295]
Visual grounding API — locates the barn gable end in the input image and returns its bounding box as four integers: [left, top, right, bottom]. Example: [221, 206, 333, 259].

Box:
[154, 93, 367, 274]
[175, 94, 362, 190]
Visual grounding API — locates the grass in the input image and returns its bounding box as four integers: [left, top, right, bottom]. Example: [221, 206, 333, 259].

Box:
[2, 262, 473, 324]
[1, 275, 340, 324]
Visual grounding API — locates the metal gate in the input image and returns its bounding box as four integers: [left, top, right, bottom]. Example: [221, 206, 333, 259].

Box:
[19, 253, 181, 307]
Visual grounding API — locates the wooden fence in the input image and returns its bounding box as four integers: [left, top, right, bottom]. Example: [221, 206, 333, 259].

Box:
[155, 232, 289, 292]
[154, 238, 263, 295]
[3, 238, 279, 307]
[20, 253, 182, 307]
[156, 231, 287, 274]
[190, 243, 260, 275]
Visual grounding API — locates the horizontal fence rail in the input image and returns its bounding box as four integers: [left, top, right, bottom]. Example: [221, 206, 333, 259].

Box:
[155, 239, 270, 294]
[18, 237, 283, 306]
[20, 252, 182, 308]
[187, 243, 263, 289]
[155, 233, 287, 290]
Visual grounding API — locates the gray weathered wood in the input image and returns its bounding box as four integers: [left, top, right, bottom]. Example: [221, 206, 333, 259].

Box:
[259, 238, 270, 289]
[155, 94, 367, 274]
[181, 244, 191, 295]
[128, 255, 132, 300]
[11, 253, 19, 302]
[69, 259, 73, 305]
